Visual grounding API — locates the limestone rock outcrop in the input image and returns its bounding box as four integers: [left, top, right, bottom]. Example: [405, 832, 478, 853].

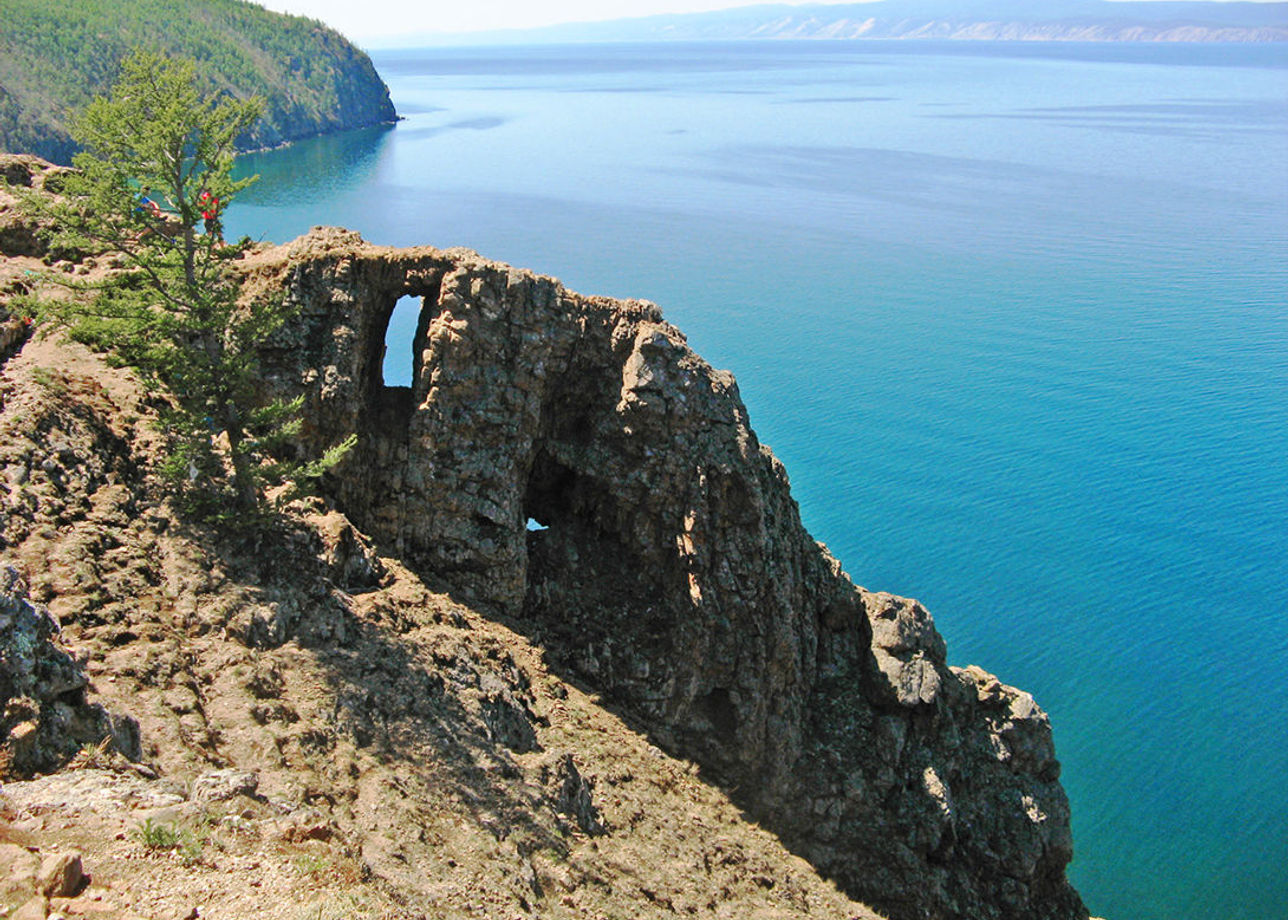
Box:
[242, 229, 1088, 920]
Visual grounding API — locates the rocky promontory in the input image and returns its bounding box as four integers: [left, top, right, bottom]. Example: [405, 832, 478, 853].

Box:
[0, 157, 1087, 920]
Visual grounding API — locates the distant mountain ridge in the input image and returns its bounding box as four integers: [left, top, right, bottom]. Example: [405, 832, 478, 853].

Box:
[412, 0, 1288, 45]
[0, 0, 397, 165]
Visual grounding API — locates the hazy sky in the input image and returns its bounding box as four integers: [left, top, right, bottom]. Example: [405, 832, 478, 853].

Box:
[252, 0, 1281, 43]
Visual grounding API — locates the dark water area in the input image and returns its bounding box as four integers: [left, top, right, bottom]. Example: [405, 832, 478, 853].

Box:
[228, 40, 1288, 920]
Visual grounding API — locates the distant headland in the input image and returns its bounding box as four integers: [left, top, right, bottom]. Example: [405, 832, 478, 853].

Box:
[397, 0, 1288, 47]
[0, 0, 397, 165]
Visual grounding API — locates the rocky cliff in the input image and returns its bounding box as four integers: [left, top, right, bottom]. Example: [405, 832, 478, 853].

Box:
[0, 158, 1088, 920]
[238, 229, 1088, 920]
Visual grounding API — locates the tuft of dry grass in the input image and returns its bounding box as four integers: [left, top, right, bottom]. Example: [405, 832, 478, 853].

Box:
[66, 736, 116, 771]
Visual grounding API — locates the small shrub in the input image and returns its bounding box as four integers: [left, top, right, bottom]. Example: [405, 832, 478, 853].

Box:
[134, 817, 183, 849]
[67, 736, 115, 770]
[294, 852, 330, 877]
[132, 817, 205, 865]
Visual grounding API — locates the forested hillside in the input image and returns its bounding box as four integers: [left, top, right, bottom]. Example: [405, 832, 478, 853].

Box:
[0, 0, 396, 163]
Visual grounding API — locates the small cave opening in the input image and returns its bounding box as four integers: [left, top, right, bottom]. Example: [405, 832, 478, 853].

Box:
[519, 447, 682, 728]
[520, 450, 655, 634]
[523, 451, 579, 543]
[699, 687, 738, 746]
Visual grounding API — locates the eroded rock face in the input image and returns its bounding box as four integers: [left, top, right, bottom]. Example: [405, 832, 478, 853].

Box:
[245, 228, 1087, 920]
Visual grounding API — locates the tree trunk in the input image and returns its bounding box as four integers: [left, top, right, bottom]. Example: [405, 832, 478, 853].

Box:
[225, 423, 258, 511]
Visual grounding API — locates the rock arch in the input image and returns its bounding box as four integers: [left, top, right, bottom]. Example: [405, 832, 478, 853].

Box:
[247, 228, 1087, 920]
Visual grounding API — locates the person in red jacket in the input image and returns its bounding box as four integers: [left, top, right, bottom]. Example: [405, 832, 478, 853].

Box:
[199, 190, 222, 242]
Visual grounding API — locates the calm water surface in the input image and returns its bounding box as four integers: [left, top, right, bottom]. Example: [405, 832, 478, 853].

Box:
[227, 41, 1288, 920]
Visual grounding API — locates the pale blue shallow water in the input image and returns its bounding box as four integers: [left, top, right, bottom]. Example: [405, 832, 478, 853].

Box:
[227, 41, 1288, 920]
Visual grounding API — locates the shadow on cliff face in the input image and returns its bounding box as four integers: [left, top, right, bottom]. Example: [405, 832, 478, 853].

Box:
[243, 230, 1088, 920]
[521, 447, 744, 798]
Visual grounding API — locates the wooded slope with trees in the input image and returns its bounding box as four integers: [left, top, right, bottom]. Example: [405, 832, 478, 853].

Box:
[0, 0, 397, 164]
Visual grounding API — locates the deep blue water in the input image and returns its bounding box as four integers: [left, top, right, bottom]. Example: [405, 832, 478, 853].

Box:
[227, 41, 1288, 920]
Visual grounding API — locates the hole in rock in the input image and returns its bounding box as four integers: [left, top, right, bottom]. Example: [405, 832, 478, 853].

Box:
[382, 295, 421, 388]
[700, 688, 738, 746]
[523, 452, 580, 537]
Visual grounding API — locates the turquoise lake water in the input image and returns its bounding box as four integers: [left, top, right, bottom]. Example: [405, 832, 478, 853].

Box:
[226, 40, 1288, 920]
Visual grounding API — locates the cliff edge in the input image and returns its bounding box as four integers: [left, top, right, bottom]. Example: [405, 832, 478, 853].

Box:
[0, 158, 1088, 920]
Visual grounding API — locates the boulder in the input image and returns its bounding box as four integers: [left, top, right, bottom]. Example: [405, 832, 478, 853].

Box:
[36, 851, 83, 898]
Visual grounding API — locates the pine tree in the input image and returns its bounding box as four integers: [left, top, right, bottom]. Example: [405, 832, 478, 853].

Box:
[35, 51, 354, 519]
